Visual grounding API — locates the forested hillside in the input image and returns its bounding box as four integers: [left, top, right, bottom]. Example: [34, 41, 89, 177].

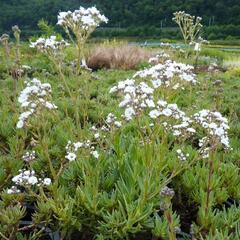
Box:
[1, 0, 240, 39]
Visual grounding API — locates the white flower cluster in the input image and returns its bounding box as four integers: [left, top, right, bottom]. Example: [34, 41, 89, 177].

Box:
[57, 7, 108, 31]
[109, 77, 196, 138]
[22, 151, 36, 162]
[7, 169, 51, 194]
[194, 110, 230, 149]
[172, 11, 203, 43]
[173, 11, 202, 25]
[176, 149, 189, 161]
[133, 60, 197, 89]
[65, 113, 122, 162]
[17, 78, 57, 129]
[108, 54, 231, 160]
[7, 186, 21, 194]
[30, 36, 69, 52]
[91, 125, 108, 135]
[149, 100, 195, 137]
[65, 140, 99, 161]
[148, 52, 170, 64]
[198, 137, 211, 158]
[106, 113, 122, 128]
[110, 79, 155, 121]
[12, 170, 37, 185]
[85, 114, 122, 150]
[190, 37, 209, 52]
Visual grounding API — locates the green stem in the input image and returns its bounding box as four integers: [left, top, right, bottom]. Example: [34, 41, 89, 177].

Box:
[164, 208, 176, 240]
[45, 143, 57, 181]
[51, 56, 73, 98]
[205, 159, 213, 216]
[0, 231, 9, 240]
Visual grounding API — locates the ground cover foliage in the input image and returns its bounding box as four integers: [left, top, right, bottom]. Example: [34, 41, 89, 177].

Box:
[1, 7, 240, 240]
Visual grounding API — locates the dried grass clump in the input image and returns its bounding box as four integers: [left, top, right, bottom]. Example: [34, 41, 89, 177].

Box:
[86, 45, 153, 70]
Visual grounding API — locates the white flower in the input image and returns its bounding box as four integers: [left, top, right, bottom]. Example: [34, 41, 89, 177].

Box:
[146, 99, 155, 108]
[57, 6, 108, 30]
[152, 79, 162, 88]
[162, 108, 172, 117]
[30, 36, 69, 52]
[173, 130, 181, 136]
[7, 186, 20, 194]
[12, 175, 21, 184]
[176, 149, 188, 161]
[215, 127, 224, 136]
[124, 107, 135, 121]
[91, 150, 99, 159]
[149, 109, 161, 119]
[208, 122, 217, 129]
[109, 86, 118, 93]
[176, 149, 182, 154]
[194, 43, 201, 51]
[94, 133, 100, 139]
[74, 142, 84, 150]
[119, 94, 132, 108]
[11, 169, 51, 188]
[157, 100, 167, 107]
[65, 152, 77, 161]
[106, 113, 116, 124]
[221, 137, 229, 147]
[17, 78, 57, 129]
[43, 178, 52, 186]
[139, 82, 154, 94]
[12, 170, 36, 185]
[114, 121, 122, 128]
[22, 151, 36, 162]
[16, 120, 24, 129]
[134, 60, 197, 89]
[194, 110, 230, 150]
[28, 176, 38, 185]
[187, 128, 196, 133]
[45, 101, 58, 109]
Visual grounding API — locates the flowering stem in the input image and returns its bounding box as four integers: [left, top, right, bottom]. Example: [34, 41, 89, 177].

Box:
[51, 56, 73, 98]
[38, 124, 57, 181]
[65, 27, 76, 46]
[56, 162, 65, 180]
[194, 51, 200, 71]
[14, 35, 21, 66]
[76, 39, 85, 75]
[205, 159, 214, 216]
[77, 42, 82, 74]
[164, 208, 176, 240]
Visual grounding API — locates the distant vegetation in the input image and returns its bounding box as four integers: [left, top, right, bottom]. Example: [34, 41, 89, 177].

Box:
[1, 0, 240, 39]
